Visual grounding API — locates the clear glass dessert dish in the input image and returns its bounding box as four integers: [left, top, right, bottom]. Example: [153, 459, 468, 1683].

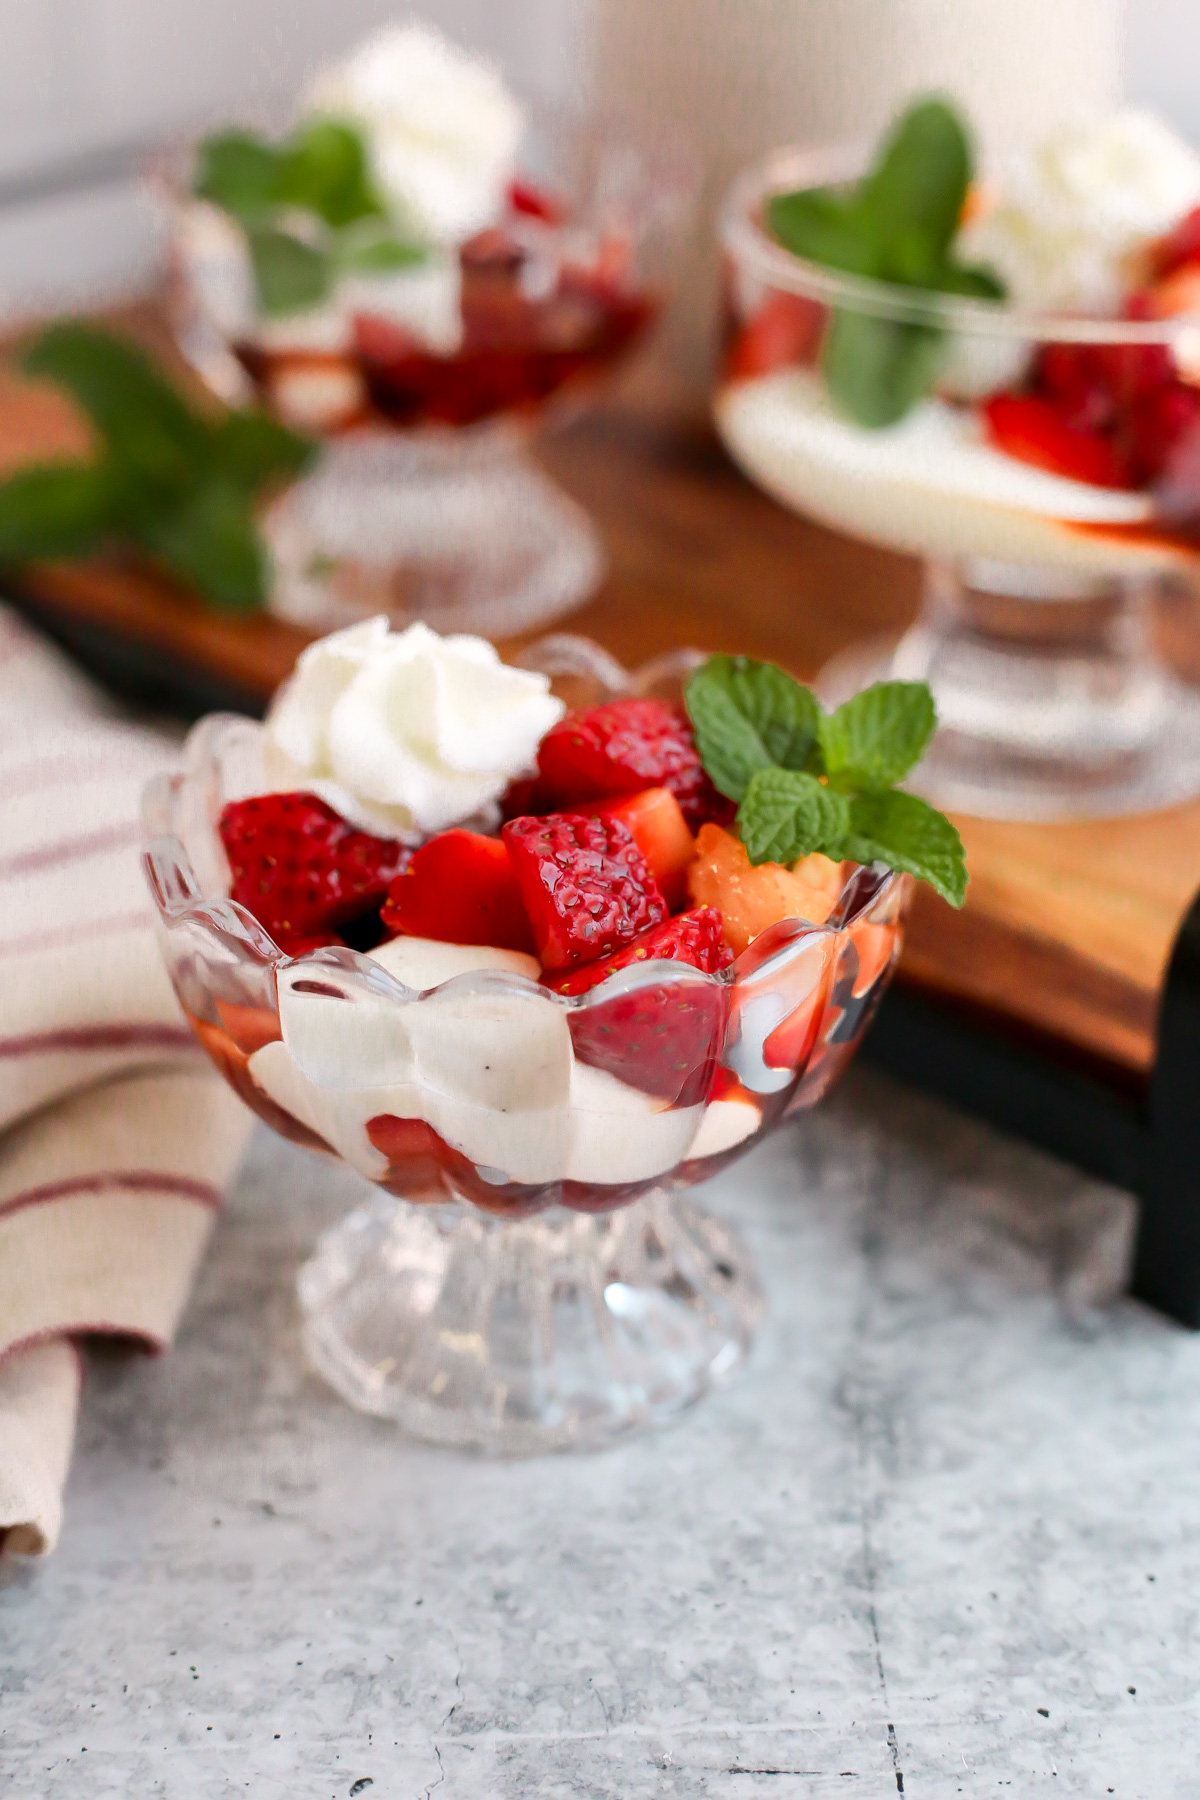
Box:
[170, 112, 684, 642]
[141, 636, 908, 1454]
[717, 144, 1200, 821]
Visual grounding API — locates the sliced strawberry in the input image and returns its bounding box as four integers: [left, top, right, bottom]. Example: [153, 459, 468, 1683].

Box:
[536, 697, 725, 829]
[724, 291, 826, 381]
[502, 811, 666, 973]
[586, 787, 694, 908]
[983, 393, 1131, 490]
[380, 829, 533, 952]
[567, 974, 728, 1104]
[546, 907, 732, 996]
[219, 792, 407, 948]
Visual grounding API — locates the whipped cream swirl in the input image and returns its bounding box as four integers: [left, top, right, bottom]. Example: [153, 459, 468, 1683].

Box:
[306, 22, 526, 246]
[961, 110, 1200, 314]
[264, 617, 564, 838]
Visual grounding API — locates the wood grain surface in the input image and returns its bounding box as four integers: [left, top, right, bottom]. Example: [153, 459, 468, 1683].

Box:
[5, 305, 1199, 1083]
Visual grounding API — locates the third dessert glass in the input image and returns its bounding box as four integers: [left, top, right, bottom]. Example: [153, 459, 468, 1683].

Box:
[171, 25, 683, 641]
[141, 634, 908, 1454]
[717, 140, 1200, 821]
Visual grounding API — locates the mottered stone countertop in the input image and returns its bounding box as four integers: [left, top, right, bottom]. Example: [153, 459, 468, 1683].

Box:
[3, 1067, 1198, 1799]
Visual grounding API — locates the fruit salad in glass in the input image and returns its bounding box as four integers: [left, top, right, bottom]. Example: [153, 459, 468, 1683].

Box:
[142, 619, 962, 1452]
[718, 103, 1200, 821]
[171, 23, 681, 639]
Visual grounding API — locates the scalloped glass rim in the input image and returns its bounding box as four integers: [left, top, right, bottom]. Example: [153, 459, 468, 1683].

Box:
[720, 142, 1199, 346]
[141, 632, 905, 1019]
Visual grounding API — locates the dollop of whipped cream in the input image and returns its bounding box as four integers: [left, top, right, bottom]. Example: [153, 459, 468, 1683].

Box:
[961, 110, 1200, 314]
[264, 617, 564, 838]
[306, 22, 525, 245]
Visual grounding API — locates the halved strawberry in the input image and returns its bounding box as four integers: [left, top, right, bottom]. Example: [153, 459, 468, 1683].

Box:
[983, 393, 1131, 490]
[502, 810, 666, 972]
[546, 907, 732, 996]
[219, 792, 407, 950]
[380, 829, 533, 952]
[535, 698, 726, 830]
[586, 787, 694, 908]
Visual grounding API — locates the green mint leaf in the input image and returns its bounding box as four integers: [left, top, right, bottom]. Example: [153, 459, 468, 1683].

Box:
[862, 97, 970, 272]
[193, 130, 282, 224]
[208, 409, 316, 490]
[838, 789, 966, 908]
[247, 227, 331, 317]
[275, 118, 385, 229]
[737, 767, 850, 866]
[133, 479, 267, 612]
[821, 310, 946, 429]
[818, 680, 937, 791]
[684, 655, 819, 801]
[22, 324, 208, 486]
[931, 259, 1006, 300]
[0, 460, 131, 562]
[766, 188, 878, 277]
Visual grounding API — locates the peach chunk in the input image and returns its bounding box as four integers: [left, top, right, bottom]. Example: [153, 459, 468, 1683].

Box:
[686, 824, 844, 955]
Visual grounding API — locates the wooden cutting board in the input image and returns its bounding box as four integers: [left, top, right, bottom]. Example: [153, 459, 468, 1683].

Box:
[6, 304, 1199, 1087]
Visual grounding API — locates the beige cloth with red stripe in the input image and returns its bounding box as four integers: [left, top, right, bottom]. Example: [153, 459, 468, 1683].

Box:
[0, 606, 251, 1554]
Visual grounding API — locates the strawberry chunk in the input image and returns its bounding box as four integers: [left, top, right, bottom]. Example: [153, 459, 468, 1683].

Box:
[219, 792, 407, 949]
[508, 178, 566, 225]
[546, 907, 733, 996]
[983, 393, 1131, 490]
[502, 811, 667, 972]
[380, 829, 533, 952]
[536, 698, 725, 829]
[566, 973, 728, 1104]
[586, 787, 694, 908]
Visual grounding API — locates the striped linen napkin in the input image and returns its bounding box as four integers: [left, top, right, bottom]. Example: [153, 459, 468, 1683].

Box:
[0, 604, 251, 1554]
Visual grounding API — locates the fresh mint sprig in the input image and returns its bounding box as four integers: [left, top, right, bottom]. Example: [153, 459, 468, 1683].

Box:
[0, 324, 315, 611]
[766, 97, 1004, 428]
[685, 653, 966, 908]
[194, 119, 426, 318]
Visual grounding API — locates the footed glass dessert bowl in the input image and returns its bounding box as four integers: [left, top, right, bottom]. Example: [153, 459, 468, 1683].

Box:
[141, 635, 909, 1454]
[170, 25, 683, 641]
[717, 130, 1200, 822]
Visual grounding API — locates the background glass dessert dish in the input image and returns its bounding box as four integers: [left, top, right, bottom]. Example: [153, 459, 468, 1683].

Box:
[717, 143, 1200, 822]
[141, 635, 908, 1455]
[170, 111, 683, 641]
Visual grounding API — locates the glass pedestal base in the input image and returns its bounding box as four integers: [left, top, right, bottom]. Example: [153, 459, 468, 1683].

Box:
[264, 428, 606, 640]
[297, 1188, 763, 1455]
[818, 558, 1200, 821]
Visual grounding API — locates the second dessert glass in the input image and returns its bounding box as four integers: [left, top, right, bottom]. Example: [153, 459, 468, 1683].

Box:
[142, 636, 908, 1454]
[171, 112, 685, 641]
[718, 144, 1200, 822]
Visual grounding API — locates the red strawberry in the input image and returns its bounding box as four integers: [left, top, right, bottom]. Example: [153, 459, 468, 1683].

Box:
[983, 393, 1131, 490]
[586, 787, 695, 908]
[219, 792, 407, 949]
[380, 829, 533, 952]
[1150, 204, 1200, 280]
[508, 178, 566, 225]
[502, 811, 666, 973]
[724, 291, 825, 381]
[536, 697, 725, 829]
[546, 908, 732, 997]
[1123, 382, 1200, 485]
[567, 971, 729, 1104]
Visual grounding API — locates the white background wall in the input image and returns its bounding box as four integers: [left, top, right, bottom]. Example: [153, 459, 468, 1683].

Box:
[0, 0, 1194, 319]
